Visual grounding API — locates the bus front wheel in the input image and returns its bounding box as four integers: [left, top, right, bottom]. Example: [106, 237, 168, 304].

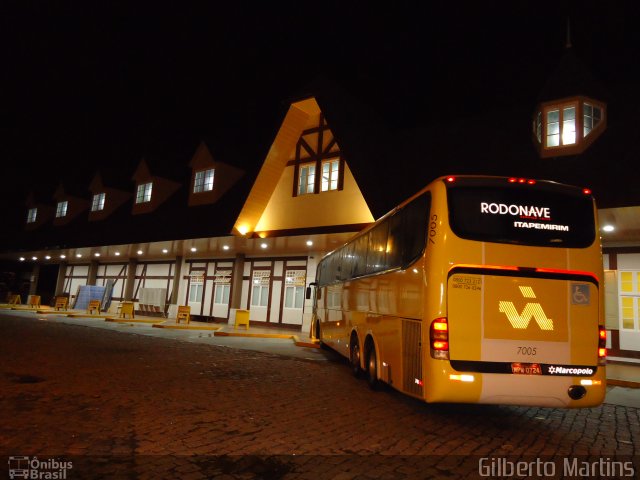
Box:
[365, 340, 379, 390]
[350, 335, 361, 377]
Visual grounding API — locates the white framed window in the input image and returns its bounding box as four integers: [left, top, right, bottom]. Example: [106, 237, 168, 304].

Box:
[284, 270, 306, 309]
[56, 200, 68, 218]
[583, 103, 603, 137]
[545, 104, 576, 148]
[136, 182, 153, 204]
[189, 283, 203, 303]
[26, 208, 37, 223]
[321, 158, 340, 192]
[251, 271, 270, 307]
[214, 284, 230, 304]
[91, 192, 106, 212]
[194, 168, 214, 193]
[214, 270, 231, 305]
[534, 111, 542, 143]
[619, 271, 640, 331]
[297, 163, 315, 195]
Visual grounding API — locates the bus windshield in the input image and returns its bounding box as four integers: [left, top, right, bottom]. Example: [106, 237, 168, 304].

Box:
[447, 182, 596, 248]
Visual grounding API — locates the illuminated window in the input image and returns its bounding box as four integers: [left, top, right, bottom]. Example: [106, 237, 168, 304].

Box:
[251, 271, 270, 307]
[91, 192, 106, 212]
[56, 201, 68, 218]
[321, 158, 340, 192]
[136, 182, 153, 204]
[26, 208, 37, 223]
[619, 271, 640, 332]
[298, 163, 315, 195]
[284, 270, 306, 309]
[194, 168, 214, 193]
[189, 283, 203, 303]
[534, 98, 605, 157]
[583, 103, 602, 137]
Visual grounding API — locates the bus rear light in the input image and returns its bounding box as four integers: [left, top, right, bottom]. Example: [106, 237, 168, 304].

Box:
[432, 341, 448, 350]
[450, 374, 474, 382]
[583, 188, 592, 195]
[508, 177, 517, 183]
[446, 176, 455, 183]
[598, 326, 606, 365]
[430, 318, 449, 359]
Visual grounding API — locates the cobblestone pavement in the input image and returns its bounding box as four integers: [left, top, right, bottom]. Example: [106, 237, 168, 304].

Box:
[1, 315, 639, 479]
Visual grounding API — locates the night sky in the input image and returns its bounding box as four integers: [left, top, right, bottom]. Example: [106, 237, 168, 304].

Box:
[2, 2, 639, 231]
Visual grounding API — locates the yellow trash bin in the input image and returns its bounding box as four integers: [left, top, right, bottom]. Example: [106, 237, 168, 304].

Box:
[235, 309, 250, 330]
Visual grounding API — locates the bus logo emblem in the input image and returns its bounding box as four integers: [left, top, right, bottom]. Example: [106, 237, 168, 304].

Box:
[498, 286, 554, 331]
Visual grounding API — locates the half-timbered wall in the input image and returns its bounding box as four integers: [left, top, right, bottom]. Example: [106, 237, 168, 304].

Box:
[63, 264, 90, 303]
[242, 257, 308, 327]
[184, 259, 235, 319]
[95, 263, 128, 301]
[132, 261, 175, 305]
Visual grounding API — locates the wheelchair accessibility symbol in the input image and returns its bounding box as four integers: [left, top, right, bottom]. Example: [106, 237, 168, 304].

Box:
[571, 283, 591, 305]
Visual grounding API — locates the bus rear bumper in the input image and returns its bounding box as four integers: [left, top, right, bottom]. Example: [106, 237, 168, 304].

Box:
[424, 363, 606, 408]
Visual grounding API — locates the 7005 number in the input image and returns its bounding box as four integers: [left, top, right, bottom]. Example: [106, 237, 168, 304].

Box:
[517, 346, 537, 356]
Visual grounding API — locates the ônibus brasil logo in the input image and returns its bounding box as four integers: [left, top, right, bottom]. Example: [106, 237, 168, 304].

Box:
[498, 286, 554, 331]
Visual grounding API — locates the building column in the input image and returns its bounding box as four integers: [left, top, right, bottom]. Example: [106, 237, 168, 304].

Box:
[88, 260, 99, 286]
[230, 253, 245, 309]
[124, 259, 137, 301]
[170, 256, 183, 305]
[28, 263, 40, 296]
[55, 261, 68, 296]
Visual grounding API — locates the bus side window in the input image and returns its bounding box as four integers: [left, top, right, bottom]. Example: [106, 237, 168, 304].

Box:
[400, 193, 431, 267]
[386, 213, 403, 268]
[353, 234, 368, 278]
[367, 222, 389, 274]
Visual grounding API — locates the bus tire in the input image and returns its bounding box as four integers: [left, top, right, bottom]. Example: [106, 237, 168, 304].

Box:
[365, 339, 379, 390]
[350, 334, 361, 377]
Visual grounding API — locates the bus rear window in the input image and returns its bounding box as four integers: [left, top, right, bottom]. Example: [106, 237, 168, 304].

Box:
[447, 185, 595, 248]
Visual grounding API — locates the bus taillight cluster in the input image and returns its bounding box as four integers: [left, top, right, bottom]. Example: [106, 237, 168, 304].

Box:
[430, 318, 449, 360]
[598, 326, 607, 365]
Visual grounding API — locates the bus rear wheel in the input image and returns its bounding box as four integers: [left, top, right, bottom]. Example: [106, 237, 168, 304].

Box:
[365, 341, 379, 390]
[350, 336, 361, 377]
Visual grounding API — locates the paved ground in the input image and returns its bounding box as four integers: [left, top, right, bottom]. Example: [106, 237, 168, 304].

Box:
[1, 313, 639, 479]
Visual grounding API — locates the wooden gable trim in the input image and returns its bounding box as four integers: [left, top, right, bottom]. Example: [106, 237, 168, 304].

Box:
[233, 98, 319, 236]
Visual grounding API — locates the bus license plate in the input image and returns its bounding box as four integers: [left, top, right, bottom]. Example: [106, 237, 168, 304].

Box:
[511, 363, 542, 375]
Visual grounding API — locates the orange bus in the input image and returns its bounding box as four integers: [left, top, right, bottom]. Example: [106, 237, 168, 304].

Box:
[309, 175, 606, 407]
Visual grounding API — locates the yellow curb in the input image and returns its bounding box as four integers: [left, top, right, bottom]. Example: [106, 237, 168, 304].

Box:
[214, 331, 293, 339]
[292, 335, 321, 349]
[607, 378, 640, 389]
[105, 317, 162, 324]
[37, 309, 74, 314]
[152, 322, 220, 331]
[66, 313, 111, 319]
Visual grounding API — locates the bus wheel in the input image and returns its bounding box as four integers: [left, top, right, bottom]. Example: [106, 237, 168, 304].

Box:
[366, 341, 379, 390]
[350, 335, 361, 377]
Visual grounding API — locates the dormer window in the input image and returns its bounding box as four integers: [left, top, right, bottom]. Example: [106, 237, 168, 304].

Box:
[26, 208, 37, 223]
[136, 182, 153, 204]
[533, 97, 606, 158]
[91, 192, 106, 212]
[193, 168, 214, 193]
[583, 103, 602, 137]
[55, 201, 68, 218]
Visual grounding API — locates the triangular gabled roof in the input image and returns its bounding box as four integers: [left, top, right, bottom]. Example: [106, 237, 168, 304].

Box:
[233, 96, 374, 237]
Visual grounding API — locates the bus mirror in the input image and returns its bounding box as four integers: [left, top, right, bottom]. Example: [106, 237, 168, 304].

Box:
[306, 286, 312, 300]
